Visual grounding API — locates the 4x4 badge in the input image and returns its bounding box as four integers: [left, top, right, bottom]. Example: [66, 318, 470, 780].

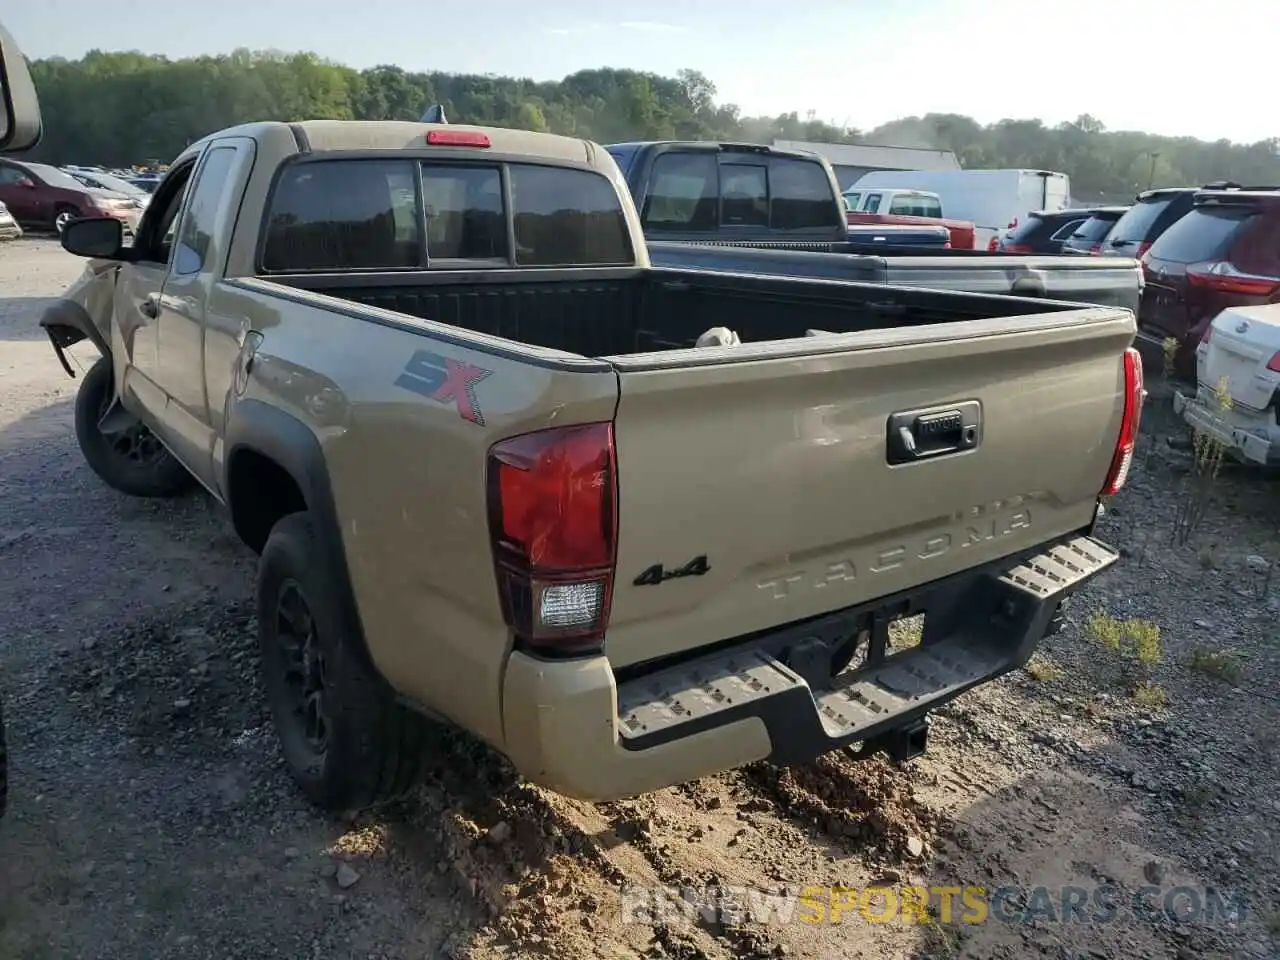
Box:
[634, 555, 710, 586]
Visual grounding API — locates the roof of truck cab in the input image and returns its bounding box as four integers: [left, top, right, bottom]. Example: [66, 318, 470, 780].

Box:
[179, 120, 604, 167]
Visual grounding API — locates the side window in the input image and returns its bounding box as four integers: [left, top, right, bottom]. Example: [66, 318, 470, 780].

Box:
[721, 164, 768, 226]
[864, 193, 883, 214]
[642, 152, 717, 232]
[262, 159, 422, 272]
[510, 164, 632, 266]
[1050, 219, 1084, 241]
[172, 147, 238, 276]
[0, 165, 27, 185]
[420, 165, 506, 261]
[770, 158, 841, 229]
[842, 192, 861, 211]
[131, 164, 194, 265]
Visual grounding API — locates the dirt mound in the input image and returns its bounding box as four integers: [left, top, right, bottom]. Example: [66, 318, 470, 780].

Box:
[743, 754, 937, 862]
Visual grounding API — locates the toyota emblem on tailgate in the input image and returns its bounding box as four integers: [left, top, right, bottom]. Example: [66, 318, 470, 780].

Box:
[1236, 320, 1250, 333]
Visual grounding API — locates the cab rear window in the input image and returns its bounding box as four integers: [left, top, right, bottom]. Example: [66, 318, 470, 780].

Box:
[261, 157, 633, 272]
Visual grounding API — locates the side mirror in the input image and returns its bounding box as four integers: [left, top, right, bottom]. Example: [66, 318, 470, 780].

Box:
[61, 217, 124, 259]
[17, 177, 33, 188]
[0, 24, 43, 153]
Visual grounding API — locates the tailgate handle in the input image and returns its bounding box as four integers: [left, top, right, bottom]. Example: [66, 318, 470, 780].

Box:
[886, 401, 981, 465]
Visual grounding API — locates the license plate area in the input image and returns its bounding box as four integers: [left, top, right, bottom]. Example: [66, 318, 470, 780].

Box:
[784, 609, 926, 692]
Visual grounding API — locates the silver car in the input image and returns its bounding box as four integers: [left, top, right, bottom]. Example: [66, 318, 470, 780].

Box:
[0, 199, 22, 240]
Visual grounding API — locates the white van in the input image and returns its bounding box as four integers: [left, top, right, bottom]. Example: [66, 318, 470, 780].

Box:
[850, 169, 1071, 250]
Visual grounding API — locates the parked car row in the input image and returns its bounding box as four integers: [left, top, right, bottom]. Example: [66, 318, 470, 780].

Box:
[0, 158, 144, 236]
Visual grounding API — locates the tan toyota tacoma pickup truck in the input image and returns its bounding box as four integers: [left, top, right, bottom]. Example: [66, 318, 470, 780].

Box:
[41, 119, 1142, 808]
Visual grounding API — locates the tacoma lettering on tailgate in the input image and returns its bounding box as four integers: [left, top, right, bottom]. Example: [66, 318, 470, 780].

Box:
[757, 494, 1038, 600]
[395, 350, 493, 425]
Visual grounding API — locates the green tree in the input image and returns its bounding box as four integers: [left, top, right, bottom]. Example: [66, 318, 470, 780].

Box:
[23, 48, 1280, 199]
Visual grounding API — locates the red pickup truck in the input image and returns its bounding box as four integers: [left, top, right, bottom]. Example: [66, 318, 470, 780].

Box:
[843, 187, 977, 250]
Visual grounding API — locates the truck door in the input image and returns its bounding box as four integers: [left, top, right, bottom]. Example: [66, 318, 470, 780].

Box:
[152, 138, 254, 488]
[112, 161, 196, 426]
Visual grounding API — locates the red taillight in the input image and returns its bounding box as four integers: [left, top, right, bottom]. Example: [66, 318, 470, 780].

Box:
[987, 236, 999, 251]
[1008, 217, 1019, 229]
[1267, 352, 1280, 372]
[426, 129, 491, 148]
[1186, 261, 1280, 297]
[1003, 242, 1034, 254]
[487, 422, 616, 655]
[1089, 243, 1102, 255]
[1101, 347, 1144, 497]
[1135, 240, 1153, 259]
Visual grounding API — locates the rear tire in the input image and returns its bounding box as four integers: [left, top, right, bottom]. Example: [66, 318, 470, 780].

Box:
[74, 357, 192, 498]
[257, 511, 431, 811]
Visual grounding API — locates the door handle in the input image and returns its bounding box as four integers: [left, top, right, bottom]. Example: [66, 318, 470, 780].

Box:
[140, 295, 159, 320]
[886, 401, 982, 465]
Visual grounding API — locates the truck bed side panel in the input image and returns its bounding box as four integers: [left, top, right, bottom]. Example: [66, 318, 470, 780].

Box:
[604, 309, 1134, 669]
[219, 279, 620, 746]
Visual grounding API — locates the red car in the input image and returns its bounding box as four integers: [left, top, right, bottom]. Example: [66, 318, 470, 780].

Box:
[0, 158, 138, 234]
[1138, 187, 1280, 379]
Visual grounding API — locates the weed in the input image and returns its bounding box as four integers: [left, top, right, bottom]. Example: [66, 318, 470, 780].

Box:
[1087, 612, 1164, 699]
[1171, 376, 1232, 546]
[1087, 612, 1162, 664]
[1087, 611, 1124, 652]
[1188, 647, 1245, 685]
[1024, 657, 1062, 683]
[1133, 683, 1167, 708]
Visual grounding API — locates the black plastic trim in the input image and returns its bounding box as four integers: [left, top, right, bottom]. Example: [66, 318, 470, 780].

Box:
[287, 123, 312, 153]
[222, 398, 383, 678]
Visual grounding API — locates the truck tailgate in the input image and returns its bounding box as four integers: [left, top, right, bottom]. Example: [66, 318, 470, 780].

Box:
[603, 308, 1134, 669]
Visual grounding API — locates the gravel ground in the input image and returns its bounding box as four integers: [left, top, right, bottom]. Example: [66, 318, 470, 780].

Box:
[1, 238, 1278, 960]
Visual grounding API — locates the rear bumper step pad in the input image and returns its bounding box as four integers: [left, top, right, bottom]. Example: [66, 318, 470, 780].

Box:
[616, 535, 1117, 763]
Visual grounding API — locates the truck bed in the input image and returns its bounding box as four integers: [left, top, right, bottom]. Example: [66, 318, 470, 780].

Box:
[270, 267, 1091, 358]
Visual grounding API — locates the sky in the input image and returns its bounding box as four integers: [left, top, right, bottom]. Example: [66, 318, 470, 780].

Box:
[6, 0, 1274, 144]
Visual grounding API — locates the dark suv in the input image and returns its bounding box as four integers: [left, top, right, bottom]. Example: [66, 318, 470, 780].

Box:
[1100, 188, 1199, 260]
[1060, 206, 1130, 255]
[1139, 187, 1280, 378]
[996, 208, 1093, 254]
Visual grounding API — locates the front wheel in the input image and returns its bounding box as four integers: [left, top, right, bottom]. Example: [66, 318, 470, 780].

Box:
[257, 511, 431, 811]
[73, 356, 192, 497]
[54, 206, 81, 234]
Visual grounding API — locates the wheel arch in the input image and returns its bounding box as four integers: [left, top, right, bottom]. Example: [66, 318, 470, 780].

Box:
[223, 399, 383, 678]
[40, 297, 112, 377]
